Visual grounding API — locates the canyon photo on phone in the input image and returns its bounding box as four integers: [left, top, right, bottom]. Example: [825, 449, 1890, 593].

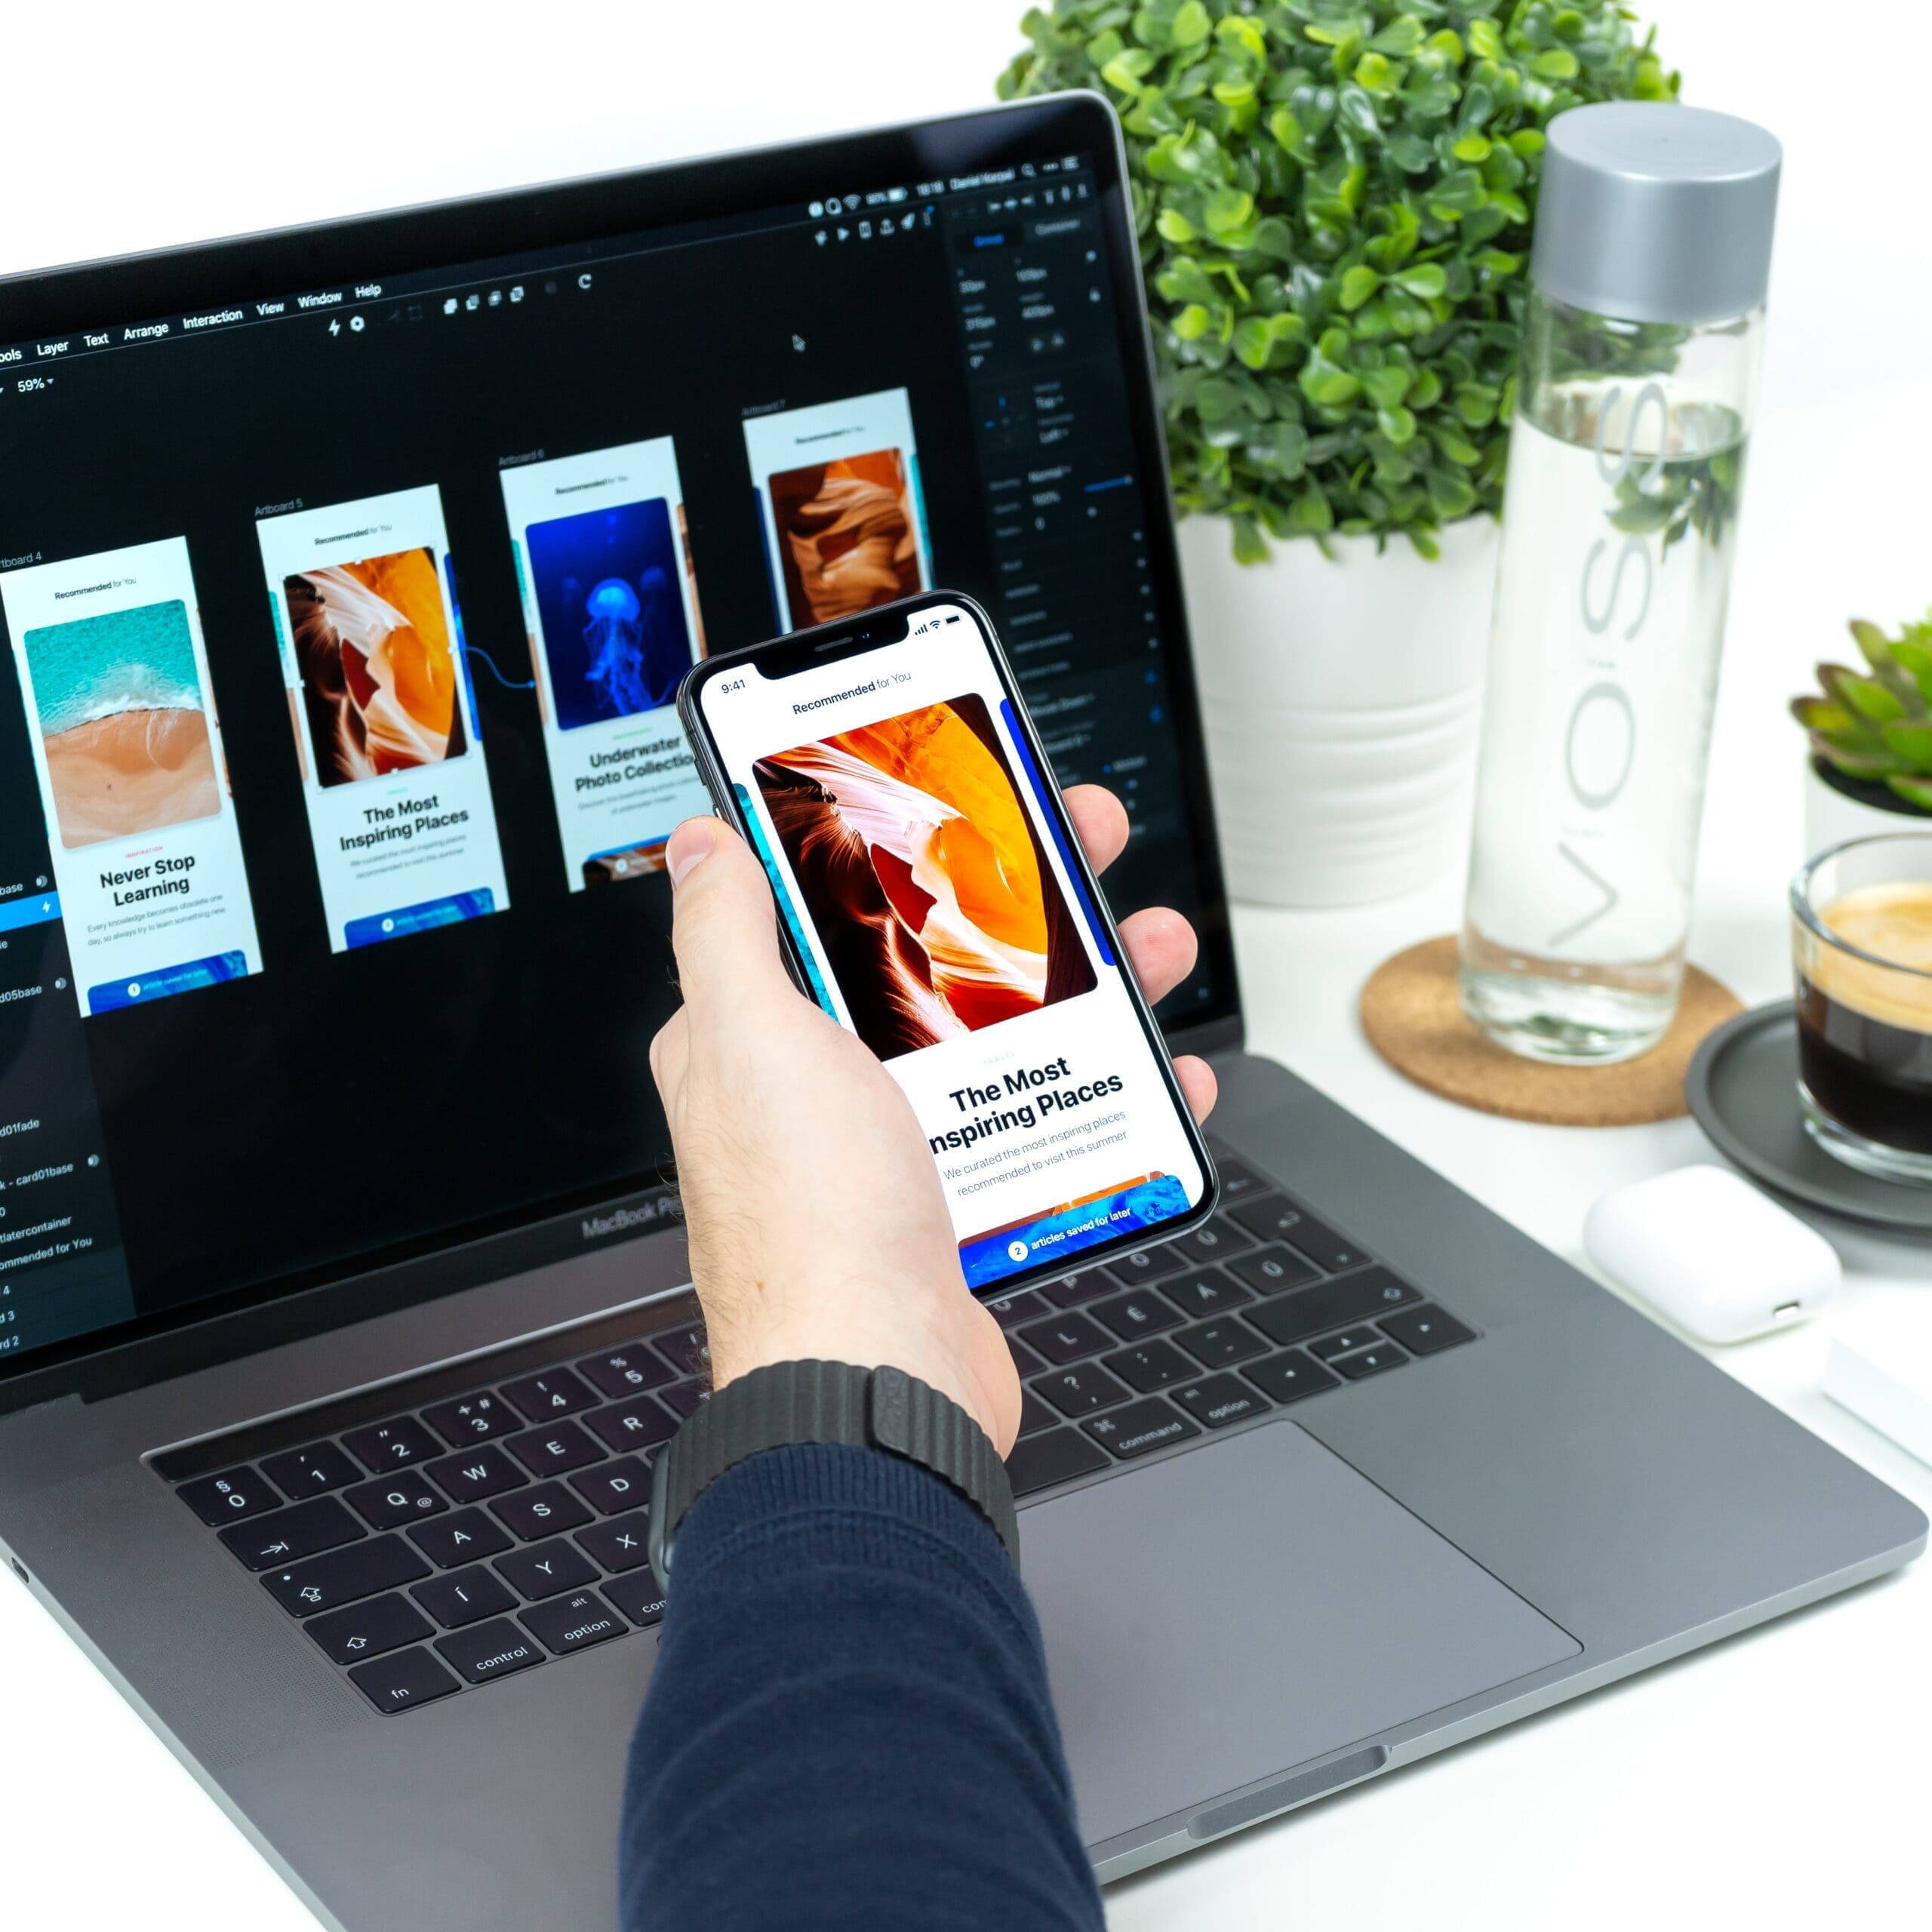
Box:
[681, 591, 1217, 1295]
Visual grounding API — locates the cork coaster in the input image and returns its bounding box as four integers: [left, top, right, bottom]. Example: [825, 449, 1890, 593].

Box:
[1360, 936, 1744, 1127]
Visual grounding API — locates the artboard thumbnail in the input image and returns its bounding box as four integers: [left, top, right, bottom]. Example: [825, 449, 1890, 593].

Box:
[20, 598, 219, 848]
[526, 499, 691, 731]
[500, 439, 710, 894]
[0, 537, 263, 1014]
[752, 691, 1093, 1061]
[283, 547, 466, 787]
[257, 487, 509, 952]
[770, 449, 919, 625]
[743, 389, 931, 632]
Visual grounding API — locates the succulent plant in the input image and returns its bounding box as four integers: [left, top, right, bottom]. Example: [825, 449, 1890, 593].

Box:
[1793, 611, 1932, 814]
[997, 0, 1678, 561]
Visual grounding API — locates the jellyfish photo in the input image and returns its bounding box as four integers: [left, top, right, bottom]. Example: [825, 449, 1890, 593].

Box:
[526, 500, 694, 731]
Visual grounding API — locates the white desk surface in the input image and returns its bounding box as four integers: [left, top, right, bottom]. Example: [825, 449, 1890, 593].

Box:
[2, 4, 1929, 1925]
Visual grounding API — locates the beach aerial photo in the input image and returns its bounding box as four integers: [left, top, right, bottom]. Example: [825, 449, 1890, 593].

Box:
[22, 598, 221, 848]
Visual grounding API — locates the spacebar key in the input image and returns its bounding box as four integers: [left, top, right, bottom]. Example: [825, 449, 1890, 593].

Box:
[1006, 1427, 1109, 1498]
[263, 1534, 430, 1617]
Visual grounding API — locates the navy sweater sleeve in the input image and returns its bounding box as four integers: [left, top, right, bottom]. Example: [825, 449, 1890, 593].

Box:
[619, 1441, 1103, 1932]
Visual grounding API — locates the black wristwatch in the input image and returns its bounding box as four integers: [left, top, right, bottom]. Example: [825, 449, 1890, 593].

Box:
[648, 1360, 1020, 1591]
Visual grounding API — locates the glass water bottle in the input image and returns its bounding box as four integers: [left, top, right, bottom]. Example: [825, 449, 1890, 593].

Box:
[1459, 103, 1780, 1063]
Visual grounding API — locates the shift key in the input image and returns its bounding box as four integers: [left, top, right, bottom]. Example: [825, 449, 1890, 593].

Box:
[1247, 1268, 1422, 1349]
[263, 1534, 430, 1617]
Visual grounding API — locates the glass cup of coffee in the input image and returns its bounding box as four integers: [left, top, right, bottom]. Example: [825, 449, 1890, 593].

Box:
[1791, 832, 1932, 1184]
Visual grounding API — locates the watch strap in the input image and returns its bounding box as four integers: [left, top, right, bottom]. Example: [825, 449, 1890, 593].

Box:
[648, 1360, 1019, 1589]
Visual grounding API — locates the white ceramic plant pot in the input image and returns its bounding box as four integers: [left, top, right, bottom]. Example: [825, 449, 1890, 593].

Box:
[1177, 512, 1500, 906]
[1802, 755, 1932, 860]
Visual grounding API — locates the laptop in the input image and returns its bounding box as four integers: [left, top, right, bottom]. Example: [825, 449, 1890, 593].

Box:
[0, 94, 1919, 1928]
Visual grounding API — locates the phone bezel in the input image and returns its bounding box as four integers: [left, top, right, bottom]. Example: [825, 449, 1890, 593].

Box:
[678, 588, 1220, 1300]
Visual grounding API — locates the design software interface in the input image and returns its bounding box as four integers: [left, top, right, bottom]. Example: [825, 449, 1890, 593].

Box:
[0, 151, 1223, 1366]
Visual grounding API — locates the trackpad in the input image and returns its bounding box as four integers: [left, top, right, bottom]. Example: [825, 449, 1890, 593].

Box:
[1023, 1421, 1580, 1848]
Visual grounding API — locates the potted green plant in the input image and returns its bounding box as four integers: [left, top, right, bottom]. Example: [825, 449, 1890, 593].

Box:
[999, 0, 1675, 904]
[1794, 611, 1932, 857]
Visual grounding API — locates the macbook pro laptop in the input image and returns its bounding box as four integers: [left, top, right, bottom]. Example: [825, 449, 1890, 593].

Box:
[0, 95, 1921, 1929]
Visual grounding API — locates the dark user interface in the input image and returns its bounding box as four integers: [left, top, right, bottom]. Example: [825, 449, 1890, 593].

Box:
[0, 151, 1220, 1368]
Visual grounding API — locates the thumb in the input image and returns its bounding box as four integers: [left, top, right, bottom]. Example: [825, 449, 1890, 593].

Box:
[663, 815, 801, 1019]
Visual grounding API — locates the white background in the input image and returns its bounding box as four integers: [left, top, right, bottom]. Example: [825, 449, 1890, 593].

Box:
[2, 3, 1930, 1928]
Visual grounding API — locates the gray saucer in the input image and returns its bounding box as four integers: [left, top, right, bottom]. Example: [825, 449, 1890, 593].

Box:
[1685, 1003, 1932, 1235]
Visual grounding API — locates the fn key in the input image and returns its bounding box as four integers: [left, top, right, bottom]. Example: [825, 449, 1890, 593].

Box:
[348, 1645, 460, 1715]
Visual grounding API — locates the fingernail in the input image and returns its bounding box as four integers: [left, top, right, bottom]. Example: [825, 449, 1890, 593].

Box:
[666, 817, 718, 886]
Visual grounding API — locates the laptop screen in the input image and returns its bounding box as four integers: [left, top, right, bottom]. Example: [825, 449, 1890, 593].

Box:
[0, 97, 1233, 1380]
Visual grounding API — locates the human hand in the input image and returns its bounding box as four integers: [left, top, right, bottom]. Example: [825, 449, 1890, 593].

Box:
[649, 786, 1217, 1456]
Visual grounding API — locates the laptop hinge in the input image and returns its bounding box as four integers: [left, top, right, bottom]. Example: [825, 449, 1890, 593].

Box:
[0, 1184, 686, 1420]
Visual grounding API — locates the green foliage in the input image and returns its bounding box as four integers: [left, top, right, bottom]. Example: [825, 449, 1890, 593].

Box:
[1795, 611, 1932, 816]
[1607, 442, 1742, 561]
[997, 0, 1678, 560]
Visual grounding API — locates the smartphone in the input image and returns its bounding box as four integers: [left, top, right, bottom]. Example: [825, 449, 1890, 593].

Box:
[678, 589, 1217, 1297]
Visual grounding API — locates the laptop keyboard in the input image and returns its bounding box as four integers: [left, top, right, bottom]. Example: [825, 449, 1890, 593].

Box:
[152, 1146, 1475, 1715]
[994, 1152, 1475, 1497]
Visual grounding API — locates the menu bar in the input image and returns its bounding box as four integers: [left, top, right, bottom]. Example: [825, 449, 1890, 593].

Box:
[0, 152, 1089, 382]
[0, 155, 1094, 382]
[0, 207, 821, 378]
[0, 288, 380, 366]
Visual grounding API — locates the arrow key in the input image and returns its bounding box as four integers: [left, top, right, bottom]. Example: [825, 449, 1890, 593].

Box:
[307, 1591, 432, 1666]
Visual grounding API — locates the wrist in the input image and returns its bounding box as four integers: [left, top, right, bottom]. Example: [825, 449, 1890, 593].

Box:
[704, 1310, 1009, 1450]
[648, 1360, 1021, 1589]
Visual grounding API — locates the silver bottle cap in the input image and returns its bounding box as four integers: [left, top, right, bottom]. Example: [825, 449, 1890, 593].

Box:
[1531, 102, 1781, 325]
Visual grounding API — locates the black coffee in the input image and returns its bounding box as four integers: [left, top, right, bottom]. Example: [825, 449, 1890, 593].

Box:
[1796, 979, 1932, 1155]
[1795, 882, 1932, 1157]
